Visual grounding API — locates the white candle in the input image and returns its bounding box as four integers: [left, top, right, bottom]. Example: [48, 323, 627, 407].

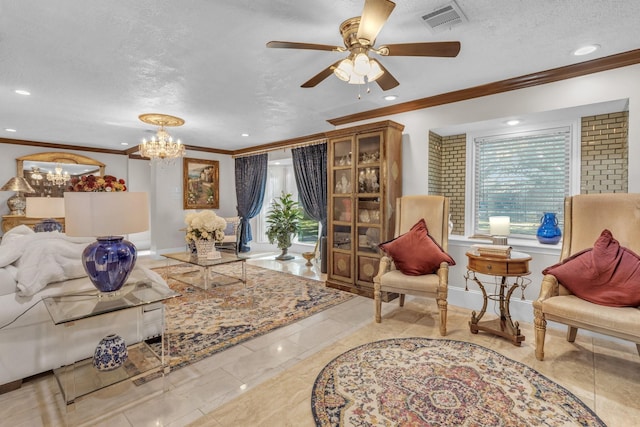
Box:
[489, 216, 510, 236]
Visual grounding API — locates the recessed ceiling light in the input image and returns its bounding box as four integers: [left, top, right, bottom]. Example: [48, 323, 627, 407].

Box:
[573, 44, 600, 56]
[5, 128, 17, 132]
[241, 133, 249, 137]
[506, 120, 520, 126]
[14, 89, 31, 96]
[383, 95, 398, 101]
[120, 142, 129, 146]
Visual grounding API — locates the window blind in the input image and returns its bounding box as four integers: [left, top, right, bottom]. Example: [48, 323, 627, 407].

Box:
[474, 126, 571, 237]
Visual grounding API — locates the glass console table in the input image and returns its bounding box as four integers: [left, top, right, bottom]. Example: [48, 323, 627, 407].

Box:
[43, 281, 179, 408]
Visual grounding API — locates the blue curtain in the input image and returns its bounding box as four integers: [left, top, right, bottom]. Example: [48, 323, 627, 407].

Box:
[292, 143, 328, 237]
[235, 153, 267, 252]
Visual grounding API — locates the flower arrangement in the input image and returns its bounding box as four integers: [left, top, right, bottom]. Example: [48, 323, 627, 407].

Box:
[69, 175, 127, 192]
[185, 210, 227, 243]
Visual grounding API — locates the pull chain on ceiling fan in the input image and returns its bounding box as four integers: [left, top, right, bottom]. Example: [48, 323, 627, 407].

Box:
[266, 0, 461, 91]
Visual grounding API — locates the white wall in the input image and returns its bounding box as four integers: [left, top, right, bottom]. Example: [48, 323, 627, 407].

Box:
[343, 63, 640, 324]
[149, 150, 236, 254]
[0, 144, 237, 256]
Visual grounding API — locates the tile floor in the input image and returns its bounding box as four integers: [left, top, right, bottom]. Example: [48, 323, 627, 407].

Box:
[0, 253, 638, 427]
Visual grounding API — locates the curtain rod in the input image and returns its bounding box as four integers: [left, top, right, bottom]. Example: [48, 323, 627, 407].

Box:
[232, 138, 327, 159]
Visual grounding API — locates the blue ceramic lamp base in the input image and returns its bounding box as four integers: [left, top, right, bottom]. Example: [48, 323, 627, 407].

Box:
[83, 236, 137, 293]
[34, 218, 63, 233]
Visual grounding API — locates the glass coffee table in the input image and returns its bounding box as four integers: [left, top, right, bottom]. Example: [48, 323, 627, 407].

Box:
[162, 251, 247, 291]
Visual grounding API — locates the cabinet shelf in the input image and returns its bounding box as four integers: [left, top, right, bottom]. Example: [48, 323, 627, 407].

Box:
[326, 121, 403, 299]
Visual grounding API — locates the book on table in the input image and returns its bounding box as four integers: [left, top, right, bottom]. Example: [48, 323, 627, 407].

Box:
[471, 244, 512, 258]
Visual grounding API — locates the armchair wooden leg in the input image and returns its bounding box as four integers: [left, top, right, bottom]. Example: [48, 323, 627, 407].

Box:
[636, 343, 640, 357]
[399, 294, 405, 307]
[534, 307, 546, 361]
[374, 283, 382, 323]
[566, 326, 578, 343]
[437, 298, 447, 336]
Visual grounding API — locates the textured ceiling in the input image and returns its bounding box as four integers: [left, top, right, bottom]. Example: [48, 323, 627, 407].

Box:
[1, 0, 639, 152]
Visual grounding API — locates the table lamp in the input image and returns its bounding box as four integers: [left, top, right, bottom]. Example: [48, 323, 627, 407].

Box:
[0, 176, 36, 216]
[489, 216, 510, 245]
[64, 192, 149, 293]
[26, 197, 65, 232]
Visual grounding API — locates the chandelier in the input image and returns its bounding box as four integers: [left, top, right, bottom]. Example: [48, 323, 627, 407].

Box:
[46, 165, 70, 186]
[138, 113, 186, 163]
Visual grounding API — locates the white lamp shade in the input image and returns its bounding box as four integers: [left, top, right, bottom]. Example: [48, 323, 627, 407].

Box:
[353, 53, 371, 76]
[26, 197, 65, 218]
[489, 216, 511, 236]
[64, 192, 149, 237]
[334, 58, 353, 82]
[366, 59, 384, 82]
[348, 73, 365, 85]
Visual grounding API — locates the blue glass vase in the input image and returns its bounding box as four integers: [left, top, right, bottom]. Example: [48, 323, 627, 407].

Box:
[82, 236, 137, 293]
[536, 212, 562, 244]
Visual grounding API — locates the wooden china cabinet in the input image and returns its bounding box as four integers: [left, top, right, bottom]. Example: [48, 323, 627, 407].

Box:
[325, 120, 403, 300]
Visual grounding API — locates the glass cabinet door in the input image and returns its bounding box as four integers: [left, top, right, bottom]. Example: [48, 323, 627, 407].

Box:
[332, 139, 353, 167]
[356, 134, 381, 195]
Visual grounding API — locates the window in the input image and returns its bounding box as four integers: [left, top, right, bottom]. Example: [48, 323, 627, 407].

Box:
[470, 125, 575, 237]
[256, 155, 319, 244]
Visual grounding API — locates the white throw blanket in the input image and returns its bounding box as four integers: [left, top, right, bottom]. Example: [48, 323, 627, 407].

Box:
[0, 226, 92, 296]
[0, 225, 165, 297]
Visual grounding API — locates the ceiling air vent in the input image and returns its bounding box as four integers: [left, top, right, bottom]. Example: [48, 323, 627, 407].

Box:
[420, 1, 467, 33]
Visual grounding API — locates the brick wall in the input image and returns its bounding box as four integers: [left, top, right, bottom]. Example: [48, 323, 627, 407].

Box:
[581, 112, 628, 193]
[428, 110, 629, 233]
[429, 132, 466, 234]
[428, 131, 442, 194]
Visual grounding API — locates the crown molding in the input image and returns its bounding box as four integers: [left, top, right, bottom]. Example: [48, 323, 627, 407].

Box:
[327, 48, 640, 126]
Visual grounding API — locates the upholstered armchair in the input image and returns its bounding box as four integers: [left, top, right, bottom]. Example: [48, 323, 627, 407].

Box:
[533, 193, 640, 361]
[374, 195, 452, 336]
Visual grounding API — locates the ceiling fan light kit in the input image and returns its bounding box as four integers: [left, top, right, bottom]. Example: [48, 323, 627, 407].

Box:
[266, 0, 460, 92]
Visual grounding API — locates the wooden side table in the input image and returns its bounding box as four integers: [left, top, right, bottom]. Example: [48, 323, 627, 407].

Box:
[465, 251, 531, 346]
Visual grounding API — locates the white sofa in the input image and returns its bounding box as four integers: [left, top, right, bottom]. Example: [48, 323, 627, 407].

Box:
[0, 226, 166, 389]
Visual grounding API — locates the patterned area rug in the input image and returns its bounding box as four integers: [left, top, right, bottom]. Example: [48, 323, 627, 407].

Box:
[147, 263, 353, 376]
[312, 338, 605, 427]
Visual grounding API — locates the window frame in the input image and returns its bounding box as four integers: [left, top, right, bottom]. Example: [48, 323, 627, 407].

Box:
[464, 118, 581, 238]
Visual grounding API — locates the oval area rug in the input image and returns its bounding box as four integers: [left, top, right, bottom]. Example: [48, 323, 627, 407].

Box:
[311, 338, 605, 427]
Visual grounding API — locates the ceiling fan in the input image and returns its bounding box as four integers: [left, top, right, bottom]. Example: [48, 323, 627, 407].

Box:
[266, 0, 461, 91]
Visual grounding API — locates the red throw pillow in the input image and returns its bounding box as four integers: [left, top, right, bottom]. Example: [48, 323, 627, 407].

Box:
[378, 218, 455, 276]
[542, 229, 640, 307]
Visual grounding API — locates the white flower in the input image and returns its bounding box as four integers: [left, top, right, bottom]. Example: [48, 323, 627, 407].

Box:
[184, 210, 227, 242]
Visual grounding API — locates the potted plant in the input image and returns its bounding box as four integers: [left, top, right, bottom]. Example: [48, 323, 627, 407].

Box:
[266, 193, 304, 260]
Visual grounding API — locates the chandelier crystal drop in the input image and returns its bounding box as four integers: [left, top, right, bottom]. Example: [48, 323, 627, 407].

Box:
[138, 113, 186, 164]
[46, 165, 70, 186]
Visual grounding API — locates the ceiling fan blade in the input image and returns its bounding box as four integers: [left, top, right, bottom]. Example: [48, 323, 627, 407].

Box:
[301, 60, 343, 88]
[266, 41, 342, 52]
[381, 42, 461, 57]
[372, 60, 399, 91]
[356, 0, 396, 45]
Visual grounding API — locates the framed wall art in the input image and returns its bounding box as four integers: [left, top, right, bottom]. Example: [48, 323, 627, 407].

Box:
[183, 157, 220, 209]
